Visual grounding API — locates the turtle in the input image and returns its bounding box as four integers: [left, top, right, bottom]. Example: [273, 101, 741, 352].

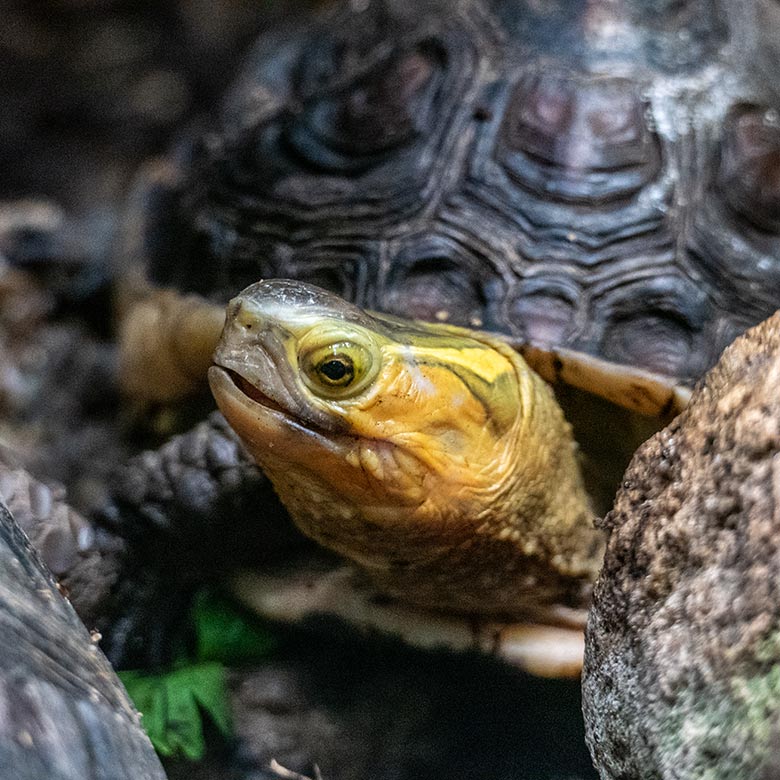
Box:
[198, 277, 690, 678]
[85, 0, 780, 677]
[3, 0, 780, 711]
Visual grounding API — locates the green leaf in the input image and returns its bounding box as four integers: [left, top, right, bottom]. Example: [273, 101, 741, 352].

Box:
[119, 662, 231, 760]
[193, 588, 277, 665]
[117, 589, 276, 760]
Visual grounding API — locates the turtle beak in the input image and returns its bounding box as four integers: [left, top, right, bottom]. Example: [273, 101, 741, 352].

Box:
[214, 297, 303, 414]
[211, 294, 342, 433]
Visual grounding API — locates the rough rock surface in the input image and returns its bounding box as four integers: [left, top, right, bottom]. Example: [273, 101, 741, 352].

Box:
[583, 311, 780, 778]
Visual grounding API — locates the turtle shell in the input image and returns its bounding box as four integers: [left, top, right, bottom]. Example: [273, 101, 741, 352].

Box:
[137, 0, 780, 386]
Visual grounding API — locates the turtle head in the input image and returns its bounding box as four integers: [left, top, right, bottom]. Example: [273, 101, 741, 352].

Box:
[209, 280, 601, 611]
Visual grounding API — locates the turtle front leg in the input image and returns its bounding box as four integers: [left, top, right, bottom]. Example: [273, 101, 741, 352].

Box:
[117, 275, 226, 403]
[0, 412, 300, 670]
[94, 412, 302, 668]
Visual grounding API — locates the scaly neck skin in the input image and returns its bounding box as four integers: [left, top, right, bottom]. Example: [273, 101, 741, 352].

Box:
[265, 345, 602, 618]
[209, 281, 604, 619]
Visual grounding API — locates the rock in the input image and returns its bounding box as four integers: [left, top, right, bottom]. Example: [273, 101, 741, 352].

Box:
[582, 311, 780, 779]
[0, 496, 165, 780]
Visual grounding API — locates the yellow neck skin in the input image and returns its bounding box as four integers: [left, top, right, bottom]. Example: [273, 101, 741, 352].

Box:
[209, 281, 604, 620]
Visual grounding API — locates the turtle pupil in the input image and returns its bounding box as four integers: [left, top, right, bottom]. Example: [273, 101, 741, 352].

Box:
[320, 358, 351, 383]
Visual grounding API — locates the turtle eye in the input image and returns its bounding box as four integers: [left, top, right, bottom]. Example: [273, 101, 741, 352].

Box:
[317, 355, 354, 386]
[301, 341, 376, 398]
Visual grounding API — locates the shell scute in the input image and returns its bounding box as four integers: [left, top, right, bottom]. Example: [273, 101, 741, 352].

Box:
[496, 72, 662, 204]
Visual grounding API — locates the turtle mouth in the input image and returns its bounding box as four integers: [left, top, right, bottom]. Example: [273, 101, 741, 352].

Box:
[208, 364, 296, 429]
[209, 363, 348, 435]
[208, 364, 353, 463]
[225, 368, 288, 415]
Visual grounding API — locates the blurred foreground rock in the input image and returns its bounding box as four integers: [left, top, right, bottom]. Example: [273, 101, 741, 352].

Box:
[0, 497, 165, 780]
[583, 311, 780, 778]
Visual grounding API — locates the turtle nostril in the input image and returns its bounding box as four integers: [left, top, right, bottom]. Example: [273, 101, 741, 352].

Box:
[232, 302, 261, 332]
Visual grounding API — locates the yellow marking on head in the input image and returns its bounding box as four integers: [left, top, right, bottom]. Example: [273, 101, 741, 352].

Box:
[392, 345, 516, 384]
